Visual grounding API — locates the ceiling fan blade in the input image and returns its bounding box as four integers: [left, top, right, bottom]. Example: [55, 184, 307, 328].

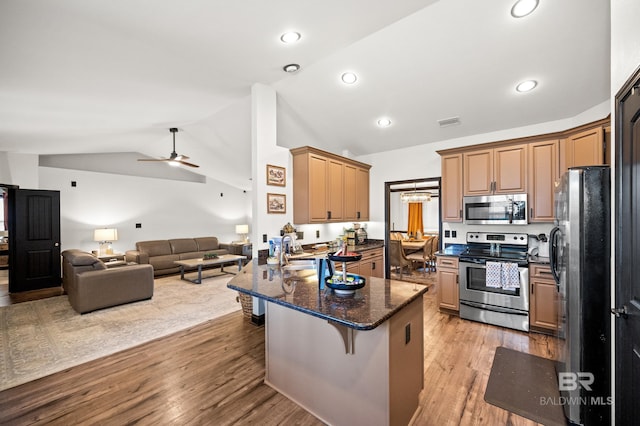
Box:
[178, 160, 200, 168]
[138, 158, 170, 162]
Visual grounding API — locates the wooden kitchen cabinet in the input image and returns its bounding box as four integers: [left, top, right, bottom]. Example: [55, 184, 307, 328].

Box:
[335, 247, 384, 278]
[528, 139, 559, 222]
[359, 247, 383, 278]
[441, 153, 463, 222]
[436, 255, 459, 313]
[463, 144, 527, 196]
[292, 146, 370, 224]
[560, 126, 604, 175]
[529, 263, 558, 333]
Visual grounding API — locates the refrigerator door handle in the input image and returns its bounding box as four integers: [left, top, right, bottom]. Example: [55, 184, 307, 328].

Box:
[549, 226, 561, 287]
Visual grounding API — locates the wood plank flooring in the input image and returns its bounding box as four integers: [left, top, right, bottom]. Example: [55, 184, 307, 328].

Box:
[0, 279, 557, 425]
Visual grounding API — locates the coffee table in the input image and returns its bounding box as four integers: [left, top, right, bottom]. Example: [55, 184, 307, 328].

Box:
[175, 255, 247, 284]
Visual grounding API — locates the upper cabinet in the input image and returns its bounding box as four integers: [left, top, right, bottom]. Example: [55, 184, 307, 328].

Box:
[463, 144, 527, 196]
[441, 153, 463, 222]
[528, 140, 559, 222]
[291, 146, 371, 224]
[438, 117, 609, 223]
[560, 126, 605, 175]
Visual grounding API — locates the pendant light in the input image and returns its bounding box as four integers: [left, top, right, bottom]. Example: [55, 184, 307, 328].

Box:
[400, 183, 431, 203]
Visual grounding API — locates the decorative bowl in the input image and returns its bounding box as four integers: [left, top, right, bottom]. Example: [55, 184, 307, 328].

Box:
[325, 273, 366, 295]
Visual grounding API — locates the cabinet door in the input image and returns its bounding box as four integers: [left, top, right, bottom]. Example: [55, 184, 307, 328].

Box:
[343, 164, 358, 220]
[494, 144, 527, 194]
[360, 250, 383, 278]
[356, 167, 370, 221]
[436, 263, 459, 312]
[463, 149, 493, 196]
[530, 279, 558, 331]
[327, 159, 344, 221]
[566, 127, 604, 169]
[528, 140, 559, 222]
[441, 153, 463, 222]
[309, 154, 329, 222]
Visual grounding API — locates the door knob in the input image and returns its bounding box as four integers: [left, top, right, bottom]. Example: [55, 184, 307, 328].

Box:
[611, 306, 628, 318]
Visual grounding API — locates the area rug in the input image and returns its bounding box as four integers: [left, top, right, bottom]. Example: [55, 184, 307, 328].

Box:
[484, 346, 566, 426]
[0, 274, 241, 391]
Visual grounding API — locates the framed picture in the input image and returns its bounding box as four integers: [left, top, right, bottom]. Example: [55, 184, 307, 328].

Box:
[266, 164, 286, 187]
[267, 193, 286, 214]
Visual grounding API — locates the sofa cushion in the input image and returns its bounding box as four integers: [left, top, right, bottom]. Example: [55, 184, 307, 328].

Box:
[195, 237, 219, 251]
[169, 238, 198, 255]
[62, 250, 102, 267]
[178, 251, 202, 261]
[136, 240, 172, 257]
[149, 254, 180, 271]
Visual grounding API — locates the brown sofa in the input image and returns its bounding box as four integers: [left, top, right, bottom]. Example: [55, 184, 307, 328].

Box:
[62, 249, 154, 314]
[125, 237, 230, 276]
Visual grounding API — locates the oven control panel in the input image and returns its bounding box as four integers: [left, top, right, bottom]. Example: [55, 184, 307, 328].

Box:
[466, 232, 528, 245]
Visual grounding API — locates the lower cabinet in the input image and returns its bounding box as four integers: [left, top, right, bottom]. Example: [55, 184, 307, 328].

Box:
[529, 263, 558, 333]
[336, 246, 384, 278]
[436, 256, 459, 313]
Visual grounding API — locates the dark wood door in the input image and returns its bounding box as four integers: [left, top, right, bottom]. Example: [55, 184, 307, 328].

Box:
[8, 189, 61, 292]
[614, 66, 640, 425]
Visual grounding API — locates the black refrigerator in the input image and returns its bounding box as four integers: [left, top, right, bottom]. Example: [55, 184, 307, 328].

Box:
[550, 166, 611, 425]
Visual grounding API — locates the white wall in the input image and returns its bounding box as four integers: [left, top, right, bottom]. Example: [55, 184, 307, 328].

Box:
[0, 152, 39, 188]
[38, 167, 250, 254]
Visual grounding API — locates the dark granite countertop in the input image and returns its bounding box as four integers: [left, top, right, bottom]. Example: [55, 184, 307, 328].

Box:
[435, 244, 467, 257]
[227, 259, 427, 331]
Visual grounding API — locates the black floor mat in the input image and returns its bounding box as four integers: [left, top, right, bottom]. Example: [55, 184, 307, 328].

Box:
[484, 347, 567, 426]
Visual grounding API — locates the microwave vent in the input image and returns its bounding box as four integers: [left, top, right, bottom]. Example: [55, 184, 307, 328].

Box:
[438, 116, 461, 127]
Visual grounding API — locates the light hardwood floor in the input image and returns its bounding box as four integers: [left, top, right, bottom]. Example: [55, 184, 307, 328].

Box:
[0, 278, 556, 425]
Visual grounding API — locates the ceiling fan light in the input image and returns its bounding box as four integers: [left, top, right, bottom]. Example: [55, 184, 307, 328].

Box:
[168, 160, 180, 167]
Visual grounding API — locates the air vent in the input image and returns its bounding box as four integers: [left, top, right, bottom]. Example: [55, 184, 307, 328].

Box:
[437, 116, 461, 127]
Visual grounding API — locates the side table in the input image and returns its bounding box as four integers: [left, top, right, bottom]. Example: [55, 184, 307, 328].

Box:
[225, 243, 252, 261]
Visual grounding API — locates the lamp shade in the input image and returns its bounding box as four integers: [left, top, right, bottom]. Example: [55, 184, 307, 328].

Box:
[94, 228, 118, 242]
[235, 224, 249, 234]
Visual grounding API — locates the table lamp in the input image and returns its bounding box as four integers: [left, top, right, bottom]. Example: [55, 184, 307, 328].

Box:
[94, 228, 118, 255]
[235, 224, 249, 243]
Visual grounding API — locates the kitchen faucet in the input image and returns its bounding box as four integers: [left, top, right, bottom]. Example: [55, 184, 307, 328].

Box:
[280, 235, 292, 266]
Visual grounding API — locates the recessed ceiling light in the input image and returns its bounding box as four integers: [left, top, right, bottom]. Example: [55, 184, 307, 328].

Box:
[511, 0, 539, 18]
[283, 63, 300, 73]
[280, 32, 301, 43]
[516, 80, 538, 92]
[341, 72, 358, 84]
[377, 118, 392, 128]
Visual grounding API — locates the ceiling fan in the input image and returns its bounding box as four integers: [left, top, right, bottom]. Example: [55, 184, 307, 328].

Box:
[137, 128, 199, 168]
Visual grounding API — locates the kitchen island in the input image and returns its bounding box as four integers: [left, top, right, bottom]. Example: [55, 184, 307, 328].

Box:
[227, 259, 427, 426]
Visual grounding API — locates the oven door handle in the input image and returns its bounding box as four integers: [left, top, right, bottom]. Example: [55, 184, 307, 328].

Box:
[460, 300, 528, 316]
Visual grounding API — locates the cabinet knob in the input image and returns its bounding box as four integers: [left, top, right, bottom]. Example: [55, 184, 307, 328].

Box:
[327, 211, 332, 219]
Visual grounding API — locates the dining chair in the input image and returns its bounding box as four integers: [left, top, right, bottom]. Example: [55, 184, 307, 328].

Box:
[389, 239, 412, 279]
[429, 235, 439, 272]
[406, 236, 434, 274]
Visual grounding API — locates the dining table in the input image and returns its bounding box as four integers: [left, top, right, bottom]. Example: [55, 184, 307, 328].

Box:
[401, 239, 426, 255]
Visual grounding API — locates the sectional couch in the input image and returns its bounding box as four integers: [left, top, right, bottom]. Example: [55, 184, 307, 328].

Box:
[62, 249, 154, 314]
[125, 237, 231, 276]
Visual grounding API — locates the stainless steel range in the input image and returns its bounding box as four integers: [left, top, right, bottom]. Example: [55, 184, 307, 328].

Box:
[458, 232, 529, 332]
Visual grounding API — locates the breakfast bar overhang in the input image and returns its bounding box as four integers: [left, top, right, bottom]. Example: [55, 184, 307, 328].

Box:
[227, 260, 427, 426]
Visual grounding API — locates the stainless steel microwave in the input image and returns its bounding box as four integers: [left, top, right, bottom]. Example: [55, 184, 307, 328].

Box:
[463, 194, 528, 225]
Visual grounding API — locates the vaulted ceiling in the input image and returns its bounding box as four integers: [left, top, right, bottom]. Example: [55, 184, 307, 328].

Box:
[0, 0, 610, 189]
